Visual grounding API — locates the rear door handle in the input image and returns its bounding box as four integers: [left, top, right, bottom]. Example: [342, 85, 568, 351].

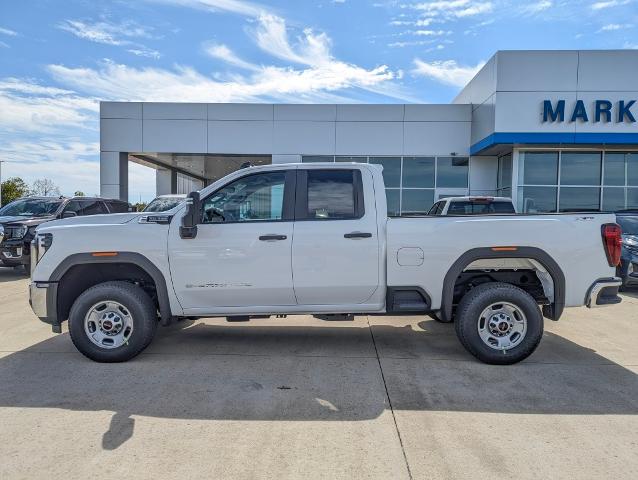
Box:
[344, 232, 372, 239]
[259, 234, 287, 241]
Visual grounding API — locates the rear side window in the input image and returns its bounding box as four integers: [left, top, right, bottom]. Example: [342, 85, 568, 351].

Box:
[303, 170, 362, 220]
[79, 200, 109, 215]
[106, 201, 130, 213]
[447, 201, 515, 215]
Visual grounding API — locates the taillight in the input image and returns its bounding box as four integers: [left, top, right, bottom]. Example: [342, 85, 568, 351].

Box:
[601, 223, 622, 267]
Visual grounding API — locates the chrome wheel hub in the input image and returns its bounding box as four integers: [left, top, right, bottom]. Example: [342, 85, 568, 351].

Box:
[478, 302, 527, 351]
[84, 301, 133, 349]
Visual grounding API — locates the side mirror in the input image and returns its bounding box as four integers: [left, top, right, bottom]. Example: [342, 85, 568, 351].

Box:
[61, 211, 77, 219]
[180, 191, 200, 239]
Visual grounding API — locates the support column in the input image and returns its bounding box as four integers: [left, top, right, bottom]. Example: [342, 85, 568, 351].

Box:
[156, 168, 177, 195]
[100, 152, 128, 200]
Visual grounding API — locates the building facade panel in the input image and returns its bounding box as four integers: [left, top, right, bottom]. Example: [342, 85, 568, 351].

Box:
[207, 120, 273, 154]
[403, 122, 470, 156]
[143, 102, 207, 120]
[143, 120, 207, 153]
[100, 118, 142, 152]
[336, 104, 404, 121]
[100, 101, 142, 119]
[207, 103, 273, 120]
[495, 50, 579, 92]
[335, 121, 403, 155]
[273, 121, 335, 155]
[273, 104, 336, 121]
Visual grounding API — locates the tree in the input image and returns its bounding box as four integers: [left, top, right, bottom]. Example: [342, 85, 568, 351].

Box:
[74, 191, 85, 197]
[133, 202, 148, 212]
[1, 177, 30, 206]
[31, 178, 61, 197]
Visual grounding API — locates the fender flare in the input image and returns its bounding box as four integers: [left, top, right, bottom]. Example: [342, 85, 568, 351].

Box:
[50, 252, 172, 324]
[440, 247, 566, 322]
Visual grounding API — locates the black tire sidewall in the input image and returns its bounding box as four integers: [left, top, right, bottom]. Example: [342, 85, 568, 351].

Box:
[68, 282, 157, 362]
[455, 283, 543, 365]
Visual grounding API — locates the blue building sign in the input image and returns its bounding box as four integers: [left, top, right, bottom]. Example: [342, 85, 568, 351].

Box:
[543, 99, 636, 123]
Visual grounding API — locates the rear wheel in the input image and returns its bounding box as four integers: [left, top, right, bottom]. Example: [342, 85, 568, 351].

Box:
[454, 282, 543, 365]
[68, 281, 158, 362]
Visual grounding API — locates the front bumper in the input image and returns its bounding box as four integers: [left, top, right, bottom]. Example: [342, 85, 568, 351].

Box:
[0, 238, 30, 266]
[586, 278, 623, 308]
[29, 282, 60, 332]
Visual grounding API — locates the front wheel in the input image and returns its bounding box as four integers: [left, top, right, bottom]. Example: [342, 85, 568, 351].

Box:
[68, 281, 158, 362]
[454, 282, 543, 365]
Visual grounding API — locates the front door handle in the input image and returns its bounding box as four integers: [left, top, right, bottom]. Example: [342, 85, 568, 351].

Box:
[259, 234, 287, 241]
[344, 232, 372, 239]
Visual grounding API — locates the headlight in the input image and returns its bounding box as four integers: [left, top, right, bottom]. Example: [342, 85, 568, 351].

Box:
[32, 233, 53, 267]
[16, 225, 28, 238]
[622, 235, 638, 247]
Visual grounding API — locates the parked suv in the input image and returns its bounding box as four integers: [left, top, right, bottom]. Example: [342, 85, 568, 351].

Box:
[616, 211, 638, 289]
[0, 196, 132, 270]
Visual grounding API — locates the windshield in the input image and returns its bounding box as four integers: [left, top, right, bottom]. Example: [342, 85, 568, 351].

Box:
[144, 197, 185, 212]
[447, 200, 515, 215]
[0, 198, 62, 217]
[617, 216, 638, 236]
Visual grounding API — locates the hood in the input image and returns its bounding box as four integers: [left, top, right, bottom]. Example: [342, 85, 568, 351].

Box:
[37, 212, 144, 232]
[0, 215, 55, 226]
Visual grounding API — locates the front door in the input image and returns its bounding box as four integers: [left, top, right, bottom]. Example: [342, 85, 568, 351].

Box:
[292, 168, 380, 306]
[168, 170, 296, 311]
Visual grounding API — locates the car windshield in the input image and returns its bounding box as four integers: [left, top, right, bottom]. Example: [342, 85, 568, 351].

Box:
[0, 198, 62, 217]
[617, 216, 638, 236]
[144, 197, 185, 212]
[447, 200, 515, 215]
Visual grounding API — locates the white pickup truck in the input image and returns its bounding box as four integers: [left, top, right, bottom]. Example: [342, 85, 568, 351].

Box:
[29, 163, 623, 364]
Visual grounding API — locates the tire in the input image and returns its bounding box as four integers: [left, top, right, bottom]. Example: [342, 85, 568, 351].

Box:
[454, 282, 543, 365]
[68, 281, 158, 362]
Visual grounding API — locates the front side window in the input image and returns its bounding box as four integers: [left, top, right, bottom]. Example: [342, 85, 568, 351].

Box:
[306, 170, 357, 219]
[201, 172, 285, 223]
[79, 200, 108, 215]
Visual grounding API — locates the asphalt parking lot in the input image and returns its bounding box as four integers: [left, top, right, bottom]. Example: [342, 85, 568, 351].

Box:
[0, 267, 637, 480]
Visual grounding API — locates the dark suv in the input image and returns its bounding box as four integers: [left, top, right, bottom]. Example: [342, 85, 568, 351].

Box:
[616, 211, 638, 289]
[0, 196, 132, 270]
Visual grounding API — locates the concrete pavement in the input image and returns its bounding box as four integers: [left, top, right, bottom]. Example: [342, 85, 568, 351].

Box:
[0, 267, 636, 479]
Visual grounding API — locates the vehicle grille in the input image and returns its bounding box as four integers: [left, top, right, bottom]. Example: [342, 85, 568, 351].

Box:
[2, 226, 24, 240]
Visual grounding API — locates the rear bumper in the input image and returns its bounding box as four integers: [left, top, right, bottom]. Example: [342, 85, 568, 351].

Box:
[586, 278, 622, 308]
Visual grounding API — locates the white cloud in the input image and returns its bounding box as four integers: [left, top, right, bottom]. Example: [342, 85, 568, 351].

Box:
[409, 0, 494, 19]
[0, 78, 98, 134]
[412, 58, 485, 87]
[591, 0, 630, 10]
[146, 0, 267, 18]
[521, 1, 553, 15]
[598, 23, 633, 31]
[203, 42, 260, 70]
[0, 26, 17, 36]
[58, 18, 161, 58]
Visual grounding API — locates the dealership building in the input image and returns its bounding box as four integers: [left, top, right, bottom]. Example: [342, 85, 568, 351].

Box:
[100, 49, 638, 214]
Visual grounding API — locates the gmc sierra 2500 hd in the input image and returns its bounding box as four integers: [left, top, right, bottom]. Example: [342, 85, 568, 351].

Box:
[29, 163, 623, 364]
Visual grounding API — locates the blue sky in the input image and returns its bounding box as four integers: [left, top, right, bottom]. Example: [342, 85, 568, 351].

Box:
[1, 0, 637, 201]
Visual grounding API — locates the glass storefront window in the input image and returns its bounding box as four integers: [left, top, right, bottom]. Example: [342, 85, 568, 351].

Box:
[628, 153, 638, 186]
[628, 188, 638, 209]
[402, 157, 435, 188]
[518, 186, 557, 213]
[604, 153, 626, 186]
[369, 157, 401, 188]
[602, 188, 625, 212]
[519, 152, 558, 185]
[303, 156, 334, 163]
[437, 157, 468, 188]
[560, 152, 601, 186]
[497, 154, 512, 196]
[335, 156, 366, 163]
[385, 189, 400, 216]
[559, 187, 600, 212]
[401, 189, 435, 214]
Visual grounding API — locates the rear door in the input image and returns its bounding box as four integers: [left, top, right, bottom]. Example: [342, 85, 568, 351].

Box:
[291, 167, 380, 305]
